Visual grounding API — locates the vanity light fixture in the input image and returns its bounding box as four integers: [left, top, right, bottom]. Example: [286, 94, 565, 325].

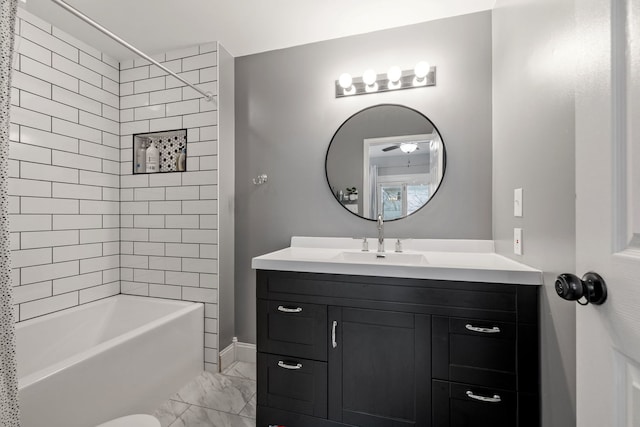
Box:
[335, 61, 436, 98]
[400, 142, 419, 154]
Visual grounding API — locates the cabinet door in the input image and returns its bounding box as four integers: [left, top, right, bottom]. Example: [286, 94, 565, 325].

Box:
[328, 307, 430, 427]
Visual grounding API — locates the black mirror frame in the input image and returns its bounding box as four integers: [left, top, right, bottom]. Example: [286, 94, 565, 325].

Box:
[324, 103, 447, 222]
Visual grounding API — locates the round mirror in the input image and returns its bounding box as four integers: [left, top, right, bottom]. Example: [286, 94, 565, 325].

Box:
[325, 104, 446, 221]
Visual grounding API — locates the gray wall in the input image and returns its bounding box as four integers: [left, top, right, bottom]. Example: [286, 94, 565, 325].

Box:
[235, 11, 493, 343]
[492, 1, 576, 426]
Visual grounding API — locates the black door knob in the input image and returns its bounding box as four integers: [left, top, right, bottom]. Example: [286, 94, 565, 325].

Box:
[555, 272, 607, 305]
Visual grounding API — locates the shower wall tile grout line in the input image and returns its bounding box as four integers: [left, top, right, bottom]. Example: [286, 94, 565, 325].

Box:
[9, 9, 122, 324]
[9, 8, 221, 372]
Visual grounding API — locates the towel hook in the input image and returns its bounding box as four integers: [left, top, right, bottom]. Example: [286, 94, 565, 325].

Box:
[253, 174, 268, 185]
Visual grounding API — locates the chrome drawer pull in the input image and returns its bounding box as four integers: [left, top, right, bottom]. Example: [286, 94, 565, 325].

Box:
[277, 305, 303, 313]
[277, 361, 303, 370]
[332, 320, 338, 348]
[466, 390, 502, 403]
[465, 324, 501, 334]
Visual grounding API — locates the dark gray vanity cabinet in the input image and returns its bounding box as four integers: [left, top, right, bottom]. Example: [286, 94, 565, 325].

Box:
[256, 270, 540, 427]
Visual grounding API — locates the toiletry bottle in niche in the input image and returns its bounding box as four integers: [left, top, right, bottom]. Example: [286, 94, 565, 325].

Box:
[145, 140, 160, 173]
[176, 148, 186, 171]
[135, 139, 147, 173]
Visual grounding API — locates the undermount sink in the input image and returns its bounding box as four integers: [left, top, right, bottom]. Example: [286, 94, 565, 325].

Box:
[332, 251, 429, 265]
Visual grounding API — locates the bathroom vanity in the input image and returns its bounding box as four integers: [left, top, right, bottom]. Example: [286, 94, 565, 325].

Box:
[252, 237, 543, 427]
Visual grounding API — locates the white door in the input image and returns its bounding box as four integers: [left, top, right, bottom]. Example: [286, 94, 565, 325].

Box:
[575, 0, 640, 425]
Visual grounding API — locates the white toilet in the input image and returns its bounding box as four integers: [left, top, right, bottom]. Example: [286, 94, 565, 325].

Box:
[95, 414, 161, 427]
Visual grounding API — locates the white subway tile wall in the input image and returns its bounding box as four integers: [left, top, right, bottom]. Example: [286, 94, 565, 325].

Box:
[9, 9, 120, 321]
[120, 44, 219, 372]
[9, 9, 220, 374]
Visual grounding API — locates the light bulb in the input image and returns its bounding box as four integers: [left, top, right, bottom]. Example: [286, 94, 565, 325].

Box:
[387, 66, 402, 83]
[338, 73, 353, 89]
[386, 66, 402, 90]
[413, 61, 430, 87]
[400, 143, 418, 153]
[362, 69, 377, 86]
[414, 61, 430, 79]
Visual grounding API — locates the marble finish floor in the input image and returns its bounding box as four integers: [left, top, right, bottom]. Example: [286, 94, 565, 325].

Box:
[153, 362, 257, 427]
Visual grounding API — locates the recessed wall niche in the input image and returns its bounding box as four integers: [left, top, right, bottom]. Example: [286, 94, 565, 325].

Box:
[133, 129, 188, 174]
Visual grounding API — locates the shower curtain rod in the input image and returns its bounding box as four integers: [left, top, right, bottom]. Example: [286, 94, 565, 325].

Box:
[49, 0, 215, 102]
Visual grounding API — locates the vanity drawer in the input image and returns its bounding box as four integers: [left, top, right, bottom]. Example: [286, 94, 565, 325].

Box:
[258, 353, 327, 419]
[258, 299, 328, 361]
[432, 380, 516, 427]
[433, 316, 517, 390]
[432, 380, 539, 427]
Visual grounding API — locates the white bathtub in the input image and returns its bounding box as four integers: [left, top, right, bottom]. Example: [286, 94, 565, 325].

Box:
[16, 295, 204, 427]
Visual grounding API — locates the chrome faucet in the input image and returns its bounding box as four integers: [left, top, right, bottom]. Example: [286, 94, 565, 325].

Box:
[377, 214, 385, 255]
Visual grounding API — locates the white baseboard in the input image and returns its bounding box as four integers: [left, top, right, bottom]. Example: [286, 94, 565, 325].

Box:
[219, 338, 256, 371]
[236, 341, 256, 363]
[219, 342, 236, 372]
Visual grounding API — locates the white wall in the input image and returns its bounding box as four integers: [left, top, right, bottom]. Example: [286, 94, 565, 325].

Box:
[492, 0, 576, 425]
[9, 9, 226, 373]
[118, 45, 221, 372]
[9, 9, 121, 321]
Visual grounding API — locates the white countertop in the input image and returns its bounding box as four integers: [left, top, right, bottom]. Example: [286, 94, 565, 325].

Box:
[251, 237, 543, 285]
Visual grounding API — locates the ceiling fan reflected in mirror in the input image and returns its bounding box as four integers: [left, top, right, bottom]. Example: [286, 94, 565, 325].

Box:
[382, 142, 420, 153]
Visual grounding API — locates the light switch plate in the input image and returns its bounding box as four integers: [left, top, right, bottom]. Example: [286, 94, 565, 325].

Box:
[514, 188, 523, 217]
[514, 228, 522, 255]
